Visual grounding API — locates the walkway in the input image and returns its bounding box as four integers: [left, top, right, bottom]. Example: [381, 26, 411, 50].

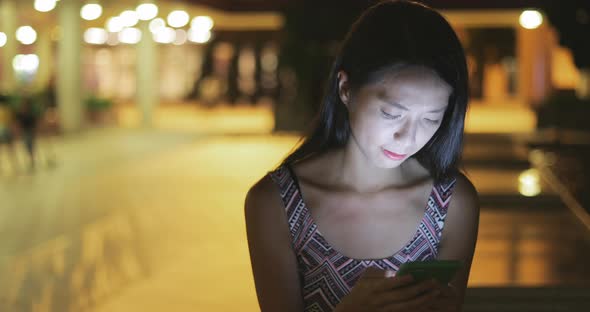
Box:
[0, 104, 588, 312]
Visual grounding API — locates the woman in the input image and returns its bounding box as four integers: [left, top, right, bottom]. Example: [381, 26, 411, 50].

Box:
[245, 1, 479, 311]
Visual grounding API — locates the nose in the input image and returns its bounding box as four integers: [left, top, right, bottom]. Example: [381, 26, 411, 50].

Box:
[393, 118, 417, 150]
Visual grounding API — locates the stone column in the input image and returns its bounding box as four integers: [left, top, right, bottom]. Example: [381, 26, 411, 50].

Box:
[517, 23, 552, 107]
[136, 2, 158, 127]
[33, 30, 52, 92]
[57, 0, 83, 132]
[0, 0, 17, 93]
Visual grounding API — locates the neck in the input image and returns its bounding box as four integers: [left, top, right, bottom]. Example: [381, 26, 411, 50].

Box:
[329, 140, 414, 193]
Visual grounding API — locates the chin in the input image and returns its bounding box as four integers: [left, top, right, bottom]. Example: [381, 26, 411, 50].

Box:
[374, 157, 405, 169]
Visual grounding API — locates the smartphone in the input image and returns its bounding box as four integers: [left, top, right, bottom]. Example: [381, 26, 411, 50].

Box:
[396, 260, 462, 284]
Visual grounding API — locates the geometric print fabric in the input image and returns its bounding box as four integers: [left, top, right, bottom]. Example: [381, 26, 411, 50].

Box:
[269, 165, 457, 312]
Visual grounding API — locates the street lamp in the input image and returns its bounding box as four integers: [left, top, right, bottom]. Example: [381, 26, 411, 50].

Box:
[120, 10, 140, 27]
[35, 0, 57, 12]
[167, 10, 189, 28]
[519, 10, 543, 29]
[16, 26, 37, 45]
[137, 3, 158, 21]
[81, 3, 103, 21]
[0, 32, 7, 47]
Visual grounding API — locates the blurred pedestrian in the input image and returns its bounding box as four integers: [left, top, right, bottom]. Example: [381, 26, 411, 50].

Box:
[14, 96, 41, 172]
[0, 97, 19, 173]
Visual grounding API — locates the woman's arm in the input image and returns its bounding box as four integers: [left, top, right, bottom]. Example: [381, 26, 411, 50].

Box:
[245, 175, 305, 312]
[436, 172, 480, 311]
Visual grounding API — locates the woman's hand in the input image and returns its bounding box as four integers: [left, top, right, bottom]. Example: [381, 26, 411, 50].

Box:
[424, 283, 460, 312]
[334, 267, 441, 312]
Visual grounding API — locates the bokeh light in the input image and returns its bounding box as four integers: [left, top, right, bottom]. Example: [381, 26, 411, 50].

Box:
[518, 168, 542, 197]
[191, 16, 214, 31]
[16, 26, 37, 45]
[520, 10, 543, 29]
[84, 28, 108, 45]
[120, 10, 140, 27]
[188, 28, 211, 43]
[149, 18, 166, 33]
[0, 32, 7, 47]
[35, 0, 57, 13]
[137, 3, 159, 21]
[106, 17, 124, 33]
[118, 27, 142, 44]
[153, 27, 175, 44]
[13, 54, 40, 75]
[167, 10, 190, 28]
[81, 3, 103, 21]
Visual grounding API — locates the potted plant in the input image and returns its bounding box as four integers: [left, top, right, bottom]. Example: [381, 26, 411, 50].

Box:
[85, 95, 113, 124]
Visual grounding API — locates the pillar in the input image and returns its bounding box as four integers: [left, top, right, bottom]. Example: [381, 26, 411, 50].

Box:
[136, 1, 158, 127]
[57, 0, 83, 132]
[517, 22, 553, 107]
[33, 30, 52, 92]
[0, 0, 17, 93]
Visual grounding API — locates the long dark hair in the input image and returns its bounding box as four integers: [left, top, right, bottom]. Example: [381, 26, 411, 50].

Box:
[281, 0, 469, 182]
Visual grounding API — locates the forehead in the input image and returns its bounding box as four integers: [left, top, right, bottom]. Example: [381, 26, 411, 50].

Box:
[366, 66, 452, 106]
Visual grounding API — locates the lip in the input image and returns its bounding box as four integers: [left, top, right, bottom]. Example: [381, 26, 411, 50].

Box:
[382, 148, 407, 160]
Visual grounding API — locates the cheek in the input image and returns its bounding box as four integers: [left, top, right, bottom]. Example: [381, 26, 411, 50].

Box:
[416, 125, 440, 149]
[352, 117, 392, 146]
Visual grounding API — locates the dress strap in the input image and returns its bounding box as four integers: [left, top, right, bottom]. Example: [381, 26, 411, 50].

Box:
[268, 164, 314, 252]
[425, 177, 457, 245]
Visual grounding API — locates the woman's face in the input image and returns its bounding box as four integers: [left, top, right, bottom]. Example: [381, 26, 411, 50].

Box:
[341, 66, 452, 168]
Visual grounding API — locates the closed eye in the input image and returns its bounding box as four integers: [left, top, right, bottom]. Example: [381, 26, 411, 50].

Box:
[381, 110, 401, 120]
[424, 118, 440, 124]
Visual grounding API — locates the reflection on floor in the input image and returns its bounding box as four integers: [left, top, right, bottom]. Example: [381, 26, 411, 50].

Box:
[472, 209, 590, 286]
[0, 106, 589, 312]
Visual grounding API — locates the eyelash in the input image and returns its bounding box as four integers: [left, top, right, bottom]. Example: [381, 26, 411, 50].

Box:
[381, 110, 440, 124]
[381, 110, 401, 120]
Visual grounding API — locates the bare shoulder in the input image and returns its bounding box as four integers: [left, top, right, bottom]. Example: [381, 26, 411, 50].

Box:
[436, 174, 481, 305]
[244, 172, 291, 240]
[439, 171, 480, 250]
[245, 173, 282, 212]
[451, 171, 479, 212]
[244, 172, 304, 311]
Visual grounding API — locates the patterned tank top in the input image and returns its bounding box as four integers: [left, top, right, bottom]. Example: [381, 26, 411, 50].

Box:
[268, 164, 457, 312]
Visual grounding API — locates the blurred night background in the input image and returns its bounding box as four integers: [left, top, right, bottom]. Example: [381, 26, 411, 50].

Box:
[0, 0, 590, 311]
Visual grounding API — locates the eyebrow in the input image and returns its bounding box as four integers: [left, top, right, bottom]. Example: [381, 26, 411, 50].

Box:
[383, 101, 447, 113]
